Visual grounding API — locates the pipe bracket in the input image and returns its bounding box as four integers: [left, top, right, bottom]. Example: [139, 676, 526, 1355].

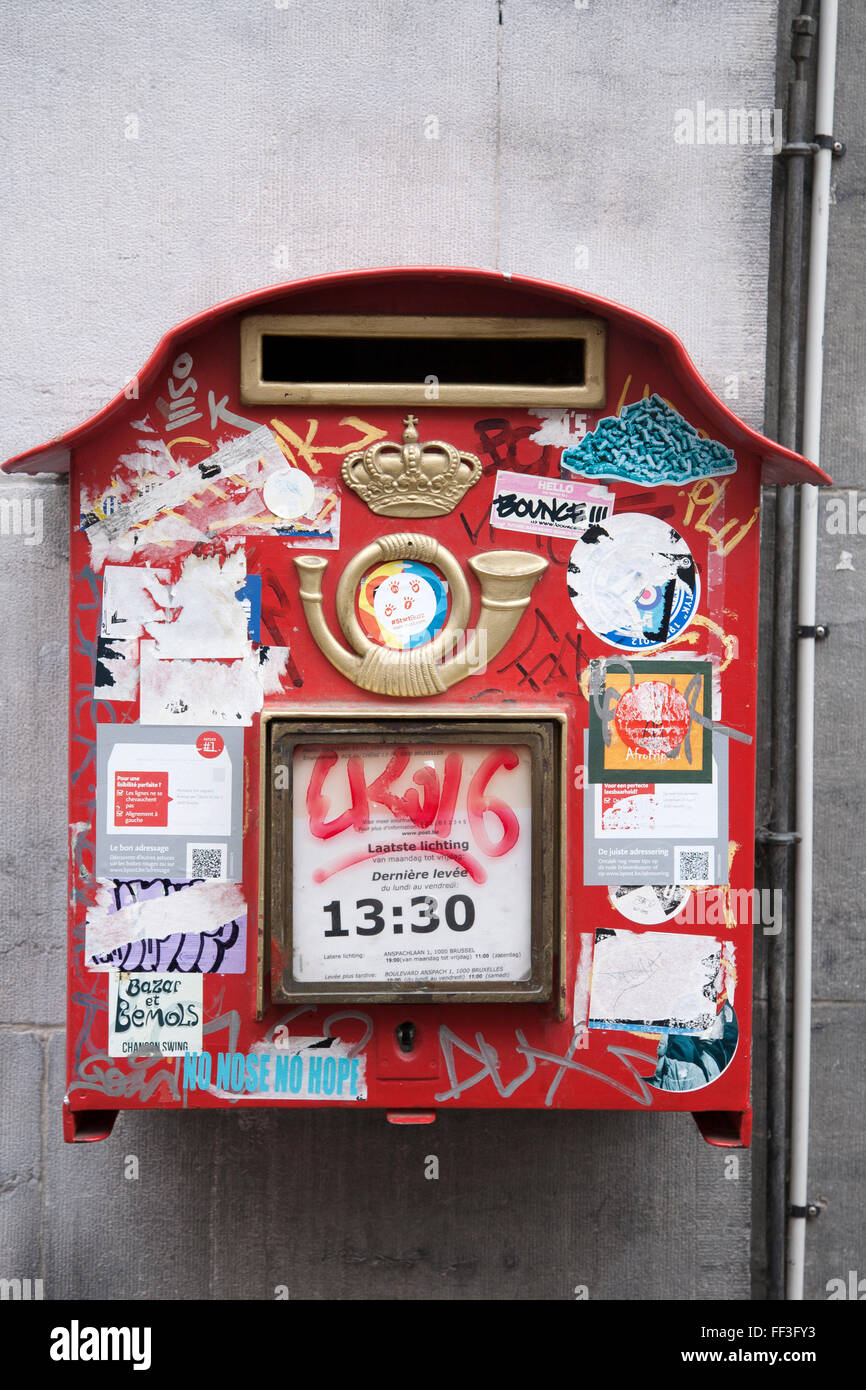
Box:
[756, 827, 801, 846]
[814, 133, 846, 156]
[778, 135, 845, 160]
[778, 141, 818, 158]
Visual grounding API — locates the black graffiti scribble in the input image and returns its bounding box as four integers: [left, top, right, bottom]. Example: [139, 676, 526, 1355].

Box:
[88, 878, 246, 978]
[473, 419, 554, 478]
[459, 505, 493, 549]
[545, 536, 569, 567]
[87, 878, 245, 974]
[608, 490, 675, 523]
[92, 919, 242, 974]
[498, 606, 556, 670]
[617, 501, 676, 521]
[94, 635, 129, 689]
[496, 606, 589, 691]
[461, 501, 569, 561]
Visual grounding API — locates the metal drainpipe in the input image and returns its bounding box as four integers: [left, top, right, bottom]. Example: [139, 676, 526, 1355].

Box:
[766, 5, 816, 1304]
[787, 0, 838, 1302]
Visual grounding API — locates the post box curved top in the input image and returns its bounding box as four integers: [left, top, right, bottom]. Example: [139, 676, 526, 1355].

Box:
[1, 265, 831, 485]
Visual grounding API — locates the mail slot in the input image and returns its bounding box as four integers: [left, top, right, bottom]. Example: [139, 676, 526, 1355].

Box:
[1, 267, 829, 1144]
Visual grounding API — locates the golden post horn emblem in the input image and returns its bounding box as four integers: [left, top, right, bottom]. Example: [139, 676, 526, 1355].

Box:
[294, 535, 548, 698]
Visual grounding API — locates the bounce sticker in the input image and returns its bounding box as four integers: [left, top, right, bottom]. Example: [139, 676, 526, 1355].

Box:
[489, 470, 614, 541]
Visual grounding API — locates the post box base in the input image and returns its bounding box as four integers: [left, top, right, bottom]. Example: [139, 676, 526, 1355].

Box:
[692, 1107, 752, 1148]
[63, 1103, 118, 1144]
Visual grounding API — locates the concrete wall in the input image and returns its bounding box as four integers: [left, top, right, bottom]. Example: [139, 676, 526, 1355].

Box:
[0, 0, 819, 1300]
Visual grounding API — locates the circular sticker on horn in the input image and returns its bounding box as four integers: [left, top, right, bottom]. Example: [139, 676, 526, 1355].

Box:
[357, 559, 449, 650]
[567, 512, 699, 650]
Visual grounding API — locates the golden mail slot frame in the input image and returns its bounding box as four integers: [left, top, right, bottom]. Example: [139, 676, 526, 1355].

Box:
[240, 314, 607, 408]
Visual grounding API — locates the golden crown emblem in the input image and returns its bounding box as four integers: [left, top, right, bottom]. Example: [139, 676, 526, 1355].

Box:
[341, 416, 482, 517]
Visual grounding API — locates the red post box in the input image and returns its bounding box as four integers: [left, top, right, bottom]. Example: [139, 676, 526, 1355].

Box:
[3, 268, 829, 1145]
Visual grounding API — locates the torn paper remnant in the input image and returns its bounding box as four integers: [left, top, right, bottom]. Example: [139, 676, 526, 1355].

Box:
[86, 879, 246, 960]
[101, 565, 170, 639]
[142, 549, 249, 659]
[138, 640, 290, 725]
[588, 929, 733, 1035]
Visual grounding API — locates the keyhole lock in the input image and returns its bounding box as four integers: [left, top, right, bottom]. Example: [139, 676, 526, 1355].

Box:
[396, 1021, 417, 1054]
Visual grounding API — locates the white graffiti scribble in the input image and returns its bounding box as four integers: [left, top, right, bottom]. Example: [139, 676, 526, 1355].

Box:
[435, 1025, 658, 1107]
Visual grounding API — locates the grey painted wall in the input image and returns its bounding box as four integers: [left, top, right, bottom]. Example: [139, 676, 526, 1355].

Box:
[2, 0, 854, 1301]
[750, 0, 866, 1306]
[788, 0, 866, 1305]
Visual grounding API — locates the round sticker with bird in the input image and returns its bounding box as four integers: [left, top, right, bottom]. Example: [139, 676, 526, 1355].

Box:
[567, 512, 699, 650]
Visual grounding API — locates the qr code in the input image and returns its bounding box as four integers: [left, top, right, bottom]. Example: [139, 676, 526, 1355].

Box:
[674, 846, 714, 886]
[186, 843, 227, 880]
